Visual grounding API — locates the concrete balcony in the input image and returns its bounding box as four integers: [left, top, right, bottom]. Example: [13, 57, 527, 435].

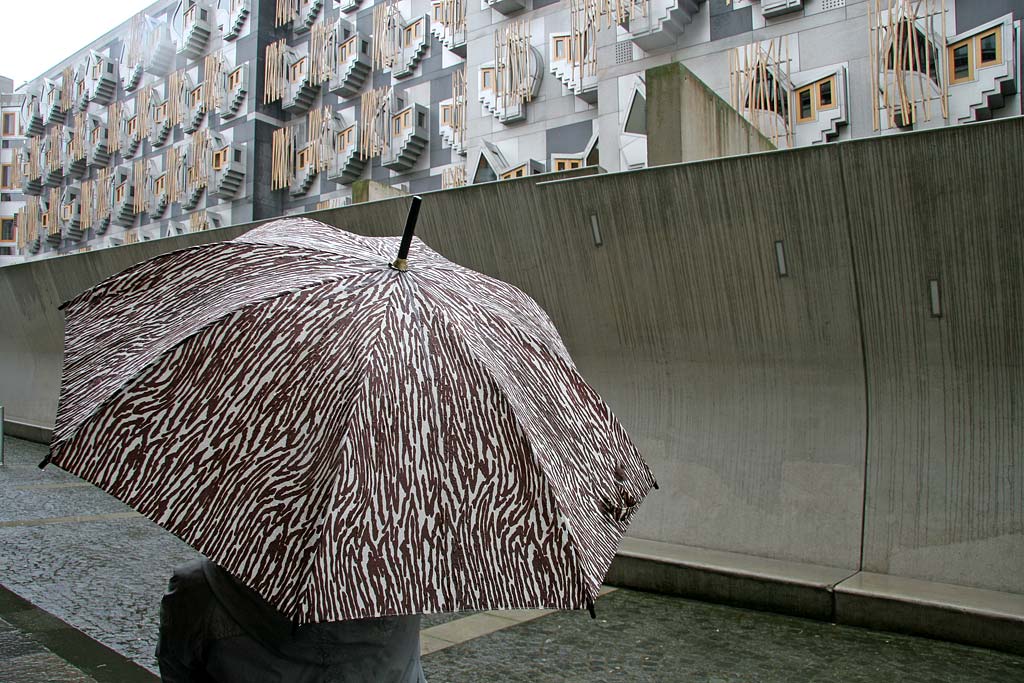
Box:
[151, 107, 173, 147]
[86, 120, 111, 168]
[219, 64, 249, 119]
[438, 99, 465, 157]
[178, 1, 214, 60]
[150, 174, 170, 218]
[337, 0, 363, 13]
[430, 3, 466, 57]
[43, 81, 66, 127]
[145, 25, 176, 77]
[184, 89, 206, 133]
[21, 94, 44, 137]
[112, 169, 136, 227]
[481, 0, 525, 16]
[282, 56, 320, 114]
[64, 133, 87, 180]
[549, 34, 598, 104]
[392, 17, 430, 79]
[210, 145, 246, 199]
[295, 0, 324, 33]
[626, 0, 702, 52]
[60, 188, 85, 242]
[224, 0, 250, 40]
[121, 63, 144, 92]
[761, 0, 802, 18]
[478, 52, 542, 124]
[948, 19, 1019, 124]
[89, 54, 118, 105]
[326, 126, 364, 185]
[328, 35, 371, 100]
[382, 104, 429, 172]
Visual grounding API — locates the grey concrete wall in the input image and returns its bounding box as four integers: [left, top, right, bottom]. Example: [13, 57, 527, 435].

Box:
[1, 117, 1021, 594]
[646, 62, 775, 166]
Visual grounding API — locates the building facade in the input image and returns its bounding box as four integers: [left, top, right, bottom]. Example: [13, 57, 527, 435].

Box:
[7, 0, 1022, 261]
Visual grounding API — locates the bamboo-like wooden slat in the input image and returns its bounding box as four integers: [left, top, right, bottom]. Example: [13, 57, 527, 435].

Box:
[570, 0, 599, 85]
[451, 68, 466, 151]
[730, 37, 793, 147]
[359, 86, 391, 159]
[276, 0, 298, 27]
[310, 21, 334, 85]
[372, 0, 401, 71]
[442, 164, 466, 189]
[167, 146, 183, 204]
[69, 113, 86, 163]
[264, 40, 287, 104]
[494, 20, 535, 113]
[17, 197, 41, 248]
[45, 188, 60, 237]
[204, 53, 224, 112]
[868, 0, 948, 131]
[435, 0, 466, 41]
[107, 103, 121, 154]
[167, 71, 187, 127]
[136, 88, 151, 141]
[126, 14, 146, 70]
[61, 66, 74, 113]
[133, 159, 148, 214]
[187, 130, 211, 194]
[95, 167, 112, 224]
[306, 107, 333, 172]
[189, 210, 209, 232]
[45, 126, 63, 174]
[271, 126, 296, 190]
[80, 179, 93, 228]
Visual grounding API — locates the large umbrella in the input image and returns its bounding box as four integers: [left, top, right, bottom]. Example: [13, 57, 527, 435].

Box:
[44, 200, 656, 623]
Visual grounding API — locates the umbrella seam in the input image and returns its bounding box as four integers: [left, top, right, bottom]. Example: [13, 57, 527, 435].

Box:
[415, 288, 594, 607]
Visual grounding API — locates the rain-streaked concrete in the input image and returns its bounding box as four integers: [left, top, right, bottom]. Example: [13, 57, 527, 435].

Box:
[1, 118, 1022, 642]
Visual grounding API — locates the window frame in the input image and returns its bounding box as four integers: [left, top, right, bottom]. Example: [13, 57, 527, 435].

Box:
[2, 112, 17, 136]
[480, 68, 495, 92]
[296, 146, 310, 170]
[816, 75, 837, 111]
[154, 173, 167, 196]
[553, 36, 570, 61]
[289, 57, 307, 84]
[948, 38, 974, 84]
[794, 85, 815, 123]
[0, 217, 15, 243]
[976, 28, 1002, 68]
[114, 182, 127, 204]
[0, 163, 13, 189]
[500, 164, 527, 180]
[190, 85, 204, 108]
[228, 67, 244, 91]
[213, 148, 230, 171]
[440, 104, 452, 126]
[553, 158, 582, 172]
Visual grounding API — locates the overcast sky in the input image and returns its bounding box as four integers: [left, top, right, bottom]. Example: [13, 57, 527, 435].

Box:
[0, 0, 158, 87]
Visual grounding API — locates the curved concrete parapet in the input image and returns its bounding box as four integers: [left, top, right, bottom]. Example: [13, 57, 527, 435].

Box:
[0, 120, 1021, 624]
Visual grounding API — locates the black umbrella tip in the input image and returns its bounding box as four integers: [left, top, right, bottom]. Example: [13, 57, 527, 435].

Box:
[587, 597, 596, 619]
[393, 196, 424, 269]
[38, 453, 52, 470]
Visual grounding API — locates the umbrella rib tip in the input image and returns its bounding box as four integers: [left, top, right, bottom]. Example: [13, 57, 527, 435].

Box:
[390, 258, 409, 272]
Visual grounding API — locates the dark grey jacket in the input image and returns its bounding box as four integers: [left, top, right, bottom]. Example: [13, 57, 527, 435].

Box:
[157, 559, 426, 682]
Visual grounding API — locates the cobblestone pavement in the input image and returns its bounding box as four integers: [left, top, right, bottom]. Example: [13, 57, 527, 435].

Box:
[2, 436, 1023, 682]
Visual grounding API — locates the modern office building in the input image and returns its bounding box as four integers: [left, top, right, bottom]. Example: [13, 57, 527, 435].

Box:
[1, 76, 27, 262]
[7, 0, 1022, 260]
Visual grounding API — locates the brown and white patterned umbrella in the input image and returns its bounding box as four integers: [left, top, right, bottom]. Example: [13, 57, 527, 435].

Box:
[46, 212, 656, 624]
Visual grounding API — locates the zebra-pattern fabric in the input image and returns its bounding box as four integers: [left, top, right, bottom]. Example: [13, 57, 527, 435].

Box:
[49, 217, 657, 623]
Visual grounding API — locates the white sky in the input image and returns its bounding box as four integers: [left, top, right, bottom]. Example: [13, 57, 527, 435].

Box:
[0, 0, 159, 87]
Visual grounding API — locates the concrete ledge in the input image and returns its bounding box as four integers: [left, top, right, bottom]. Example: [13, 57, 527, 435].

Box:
[3, 419, 53, 445]
[834, 572, 1024, 656]
[607, 537, 854, 621]
[609, 539, 1024, 655]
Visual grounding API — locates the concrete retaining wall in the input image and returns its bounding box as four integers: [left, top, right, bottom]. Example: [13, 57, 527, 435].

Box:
[2, 119, 1021, 600]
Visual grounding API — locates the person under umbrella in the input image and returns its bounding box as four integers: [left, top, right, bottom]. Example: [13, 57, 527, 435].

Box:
[43, 197, 657, 681]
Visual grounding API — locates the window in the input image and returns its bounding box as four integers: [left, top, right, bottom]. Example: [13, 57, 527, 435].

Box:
[127, 116, 138, 137]
[155, 174, 166, 195]
[0, 218, 14, 242]
[339, 37, 356, 62]
[41, 212, 49, 230]
[228, 67, 244, 90]
[115, 182, 126, 203]
[62, 203, 72, 221]
[184, 5, 196, 27]
[977, 28, 1001, 67]
[553, 36, 570, 60]
[90, 125, 101, 144]
[213, 148, 230, 170]
[155, 101, 168, 121]
[296, 147, 309, 169]
[191, 86, 203, 107]
[817, 76, 836, 110]
[361, 40, 369, 55]
[0, 163, 12, 189]
[92, 60, 102, 80]
[440, 104, 452, 126]
[553, 158, 581, 172]
[480, 68, 495, 91]
[289, 57, 307, 83]
[433, 3, 442, 21]
[404, 24, 418, 48]
[77, 80, 86, 99]
[2, 112, 16, 136]
[948, 39, 973, 83]
[795, 86, 814, 123]
[336, 126, 354, 151]
[500, 165, 526, 179]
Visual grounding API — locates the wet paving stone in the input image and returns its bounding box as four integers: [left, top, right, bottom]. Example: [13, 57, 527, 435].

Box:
[3, 435, 1024, 682]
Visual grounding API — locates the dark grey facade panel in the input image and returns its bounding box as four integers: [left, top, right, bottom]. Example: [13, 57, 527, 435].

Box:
[546, 120, 594, 155]
[409, 173, 442, 193]
[710, 6, 753, 41]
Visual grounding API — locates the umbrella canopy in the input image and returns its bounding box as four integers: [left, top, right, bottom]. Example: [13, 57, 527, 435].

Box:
[46, 214, 656, 623]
